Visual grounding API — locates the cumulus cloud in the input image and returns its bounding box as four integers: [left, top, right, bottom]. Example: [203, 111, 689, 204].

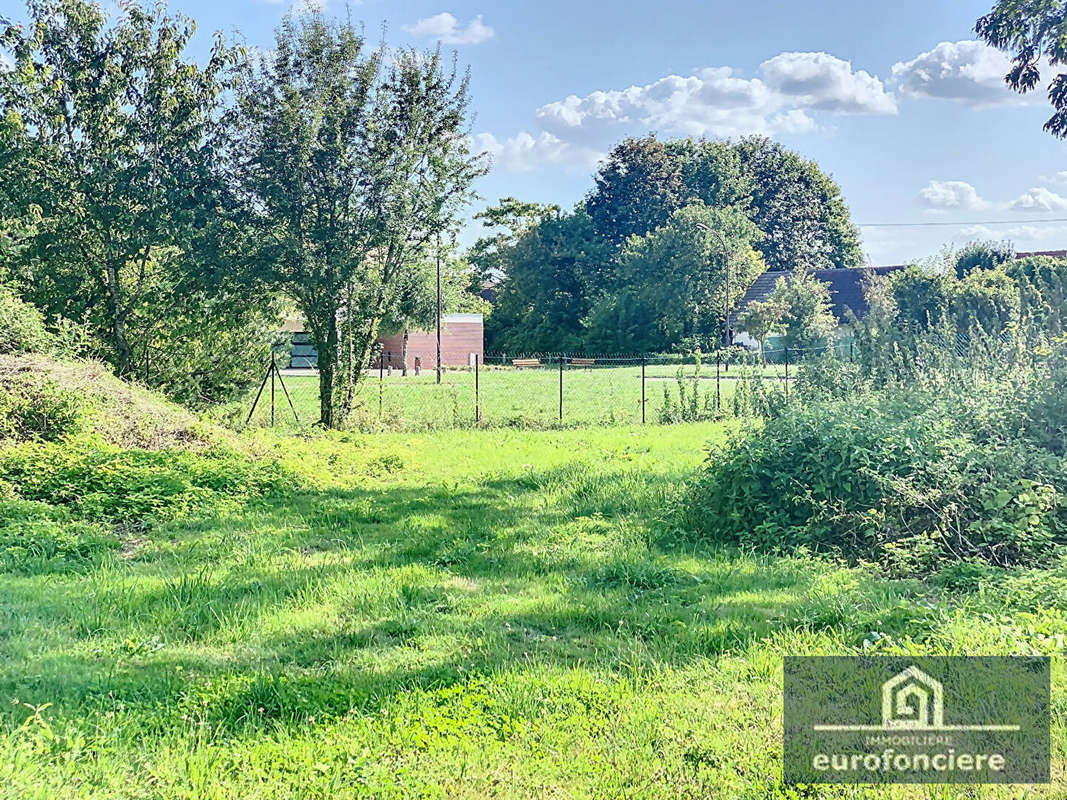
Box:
[760, 52, 897, 113]
[534, 52, 895, 142]
[891, 40, 1022, 106]
[1010, 187, 1067, 212]
[470, 131, 600, 173]
[403, 13, 495, 45]
[918, 180, 990, 211]
[959, 223, 1067, 245]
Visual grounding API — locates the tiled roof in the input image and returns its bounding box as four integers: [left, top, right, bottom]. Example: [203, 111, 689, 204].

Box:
[730, 265, 908, 327]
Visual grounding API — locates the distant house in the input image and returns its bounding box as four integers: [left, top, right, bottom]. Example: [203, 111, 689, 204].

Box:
[729, 249, 1067, 348]
[283, 313, 485, 370]
[728, 265, 908, 346]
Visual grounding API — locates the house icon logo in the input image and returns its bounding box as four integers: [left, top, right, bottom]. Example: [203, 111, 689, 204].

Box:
[814, 665, 1019, 733]
[882, 666, 943, 729]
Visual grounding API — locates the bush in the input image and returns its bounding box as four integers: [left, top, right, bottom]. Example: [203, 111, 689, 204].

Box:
[0, 373, 86, 442]
[0, 285, 51, 355]
[685, 379, 1067, 574]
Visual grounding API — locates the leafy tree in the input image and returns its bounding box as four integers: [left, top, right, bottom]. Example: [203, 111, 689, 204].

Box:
[954, 239, 1015, 278]
[585, 135, 687, 247]
[976, 1, 1067, 137]
[734, 136, 862, 272]
[755, 271, 837, 352]
[235, 13, 485, 426]
[485, 209, 604, 354]
[0, 0, 246, 379]
[951, 267, 1021, 337]
[607, 204, 763, 351]
[467, 197, 559, 290]
[736, 296, 789, 350]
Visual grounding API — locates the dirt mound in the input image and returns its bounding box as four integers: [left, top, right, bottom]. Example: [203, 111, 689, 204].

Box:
[0, 354, 242, 452]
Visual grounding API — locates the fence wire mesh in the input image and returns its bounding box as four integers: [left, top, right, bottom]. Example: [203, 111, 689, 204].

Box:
[244, 343, 858, 432]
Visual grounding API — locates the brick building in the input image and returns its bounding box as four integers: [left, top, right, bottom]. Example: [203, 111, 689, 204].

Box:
[283, 313, 484, 370]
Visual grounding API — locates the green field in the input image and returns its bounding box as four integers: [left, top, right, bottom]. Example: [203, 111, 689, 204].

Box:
[248, 361, 789, 430]
[2, 422, 1062, 798]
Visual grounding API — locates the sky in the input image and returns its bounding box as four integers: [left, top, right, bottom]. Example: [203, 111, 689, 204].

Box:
[4, 0, 1067, 266]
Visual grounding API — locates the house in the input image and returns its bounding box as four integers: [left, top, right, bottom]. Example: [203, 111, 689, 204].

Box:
[728, 265, 908, 347]
[729, 249, 1067, 348]
[282, 313, 485, 370]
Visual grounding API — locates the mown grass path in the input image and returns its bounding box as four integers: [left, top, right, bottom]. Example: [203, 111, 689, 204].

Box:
[0, 424, 1063, 798]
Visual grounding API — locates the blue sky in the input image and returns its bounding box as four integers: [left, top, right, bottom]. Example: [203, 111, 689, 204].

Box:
[5, 0, 1067, 265]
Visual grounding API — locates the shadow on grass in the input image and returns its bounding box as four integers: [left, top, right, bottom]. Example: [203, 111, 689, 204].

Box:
[0, 463, 912, 734]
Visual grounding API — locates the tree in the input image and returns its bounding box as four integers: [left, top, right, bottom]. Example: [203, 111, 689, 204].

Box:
[485, 209, 603, 354]
[954, 239, 1015, 278]
[976, 1, 1067, 137]
[734, 136, 862, 272]
[754, 271, 837, 353]
[585, 135, 687, 247]
[0, 0, 247, 380]
[466, 197, 559, 290]
[236, 13, 485, 427]
[605, 204, 764, 352]
[736, 296, 788, 350]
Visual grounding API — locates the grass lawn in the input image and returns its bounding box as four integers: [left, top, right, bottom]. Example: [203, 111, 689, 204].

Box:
[248, 362, 784, 430]
[1, 422, 1063, 798]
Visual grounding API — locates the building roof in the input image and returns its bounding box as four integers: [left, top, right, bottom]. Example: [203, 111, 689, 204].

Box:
[731, 265, 908, 328]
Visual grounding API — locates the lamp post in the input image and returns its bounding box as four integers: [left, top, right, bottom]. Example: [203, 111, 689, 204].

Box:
[436, 230, 442, 385]
[695, 222, 733, 348]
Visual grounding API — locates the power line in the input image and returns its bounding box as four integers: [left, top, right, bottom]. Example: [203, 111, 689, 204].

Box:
[857, 217, 1067, 228]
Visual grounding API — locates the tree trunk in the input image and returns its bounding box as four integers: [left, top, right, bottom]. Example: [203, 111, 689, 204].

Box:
[105, 261, 133, 377]
[315, 309, 340, 428]
[401, 327, 409, 377]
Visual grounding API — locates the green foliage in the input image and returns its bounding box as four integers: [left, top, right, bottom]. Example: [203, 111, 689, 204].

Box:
[742, 271, 836, 352]
[601, 204, 764, 352]
[485, 134, 861, 355]
[237, 14, 486, 427]
[976, 1, 1067, 137]
[1, 0, 247, 382]
[0, 441, 290, 529]
[0, 373, 85, 443]
[687, 373, 1067, 574]
[0, 497, 116, 573]
[0, 284, 50, 354]
[954, 239, 1015, 278]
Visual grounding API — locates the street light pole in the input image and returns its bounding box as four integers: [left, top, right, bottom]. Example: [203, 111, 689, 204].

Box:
[436, 230, 442, 385]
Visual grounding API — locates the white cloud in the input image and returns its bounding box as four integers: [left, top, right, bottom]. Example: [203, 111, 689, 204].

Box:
[0, 52, 12, 73]
[891, 40, 1023, 107]
[534, 52, 895, 142]
[1010, 187, 1067, 212]
[403, 13, 495, 46]
[1038, 171, 1067, 187]
[760, 52, 897, 113]
[918, 180, 990, 211]
[471, 131, 600, 173]
[959, 223, 1067, 244]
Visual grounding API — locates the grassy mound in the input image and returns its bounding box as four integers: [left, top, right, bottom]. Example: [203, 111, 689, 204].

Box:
[0, 354, 238, 451]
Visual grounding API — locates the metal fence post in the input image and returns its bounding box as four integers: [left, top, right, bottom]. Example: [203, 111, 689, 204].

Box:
[716, 351, 721, 410]
[784, 348, 790, 396]
[850, 340, 854, 363]
[641, 357, 647, 424]
[270, 353, 276, 427]
[379, 352, 384, 418]
[475, 354, 480, 424]
[558, 355, 564, 422]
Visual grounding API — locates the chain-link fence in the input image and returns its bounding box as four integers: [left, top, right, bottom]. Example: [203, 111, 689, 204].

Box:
[244, 342, 866, 431]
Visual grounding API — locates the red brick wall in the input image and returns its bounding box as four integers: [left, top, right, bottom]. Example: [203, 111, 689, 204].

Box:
[376, 316, 483, 369]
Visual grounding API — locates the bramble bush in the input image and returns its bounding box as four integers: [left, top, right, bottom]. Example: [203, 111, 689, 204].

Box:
[685, 369, 1067, 575]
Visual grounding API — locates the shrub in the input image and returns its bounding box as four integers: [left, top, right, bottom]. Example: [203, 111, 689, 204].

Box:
[0, 373, 85, 442]
[685, 380, 1067, 574]
[0, 285, 51, 355]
